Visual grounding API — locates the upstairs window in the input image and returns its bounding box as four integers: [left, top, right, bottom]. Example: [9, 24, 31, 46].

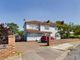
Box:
[28, 24, 39, 30]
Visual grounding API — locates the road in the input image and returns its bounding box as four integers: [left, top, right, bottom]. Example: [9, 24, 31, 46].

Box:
[64, 45, 80, 60]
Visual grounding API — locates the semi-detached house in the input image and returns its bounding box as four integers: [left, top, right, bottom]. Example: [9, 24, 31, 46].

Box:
[23, 20, 60, 41]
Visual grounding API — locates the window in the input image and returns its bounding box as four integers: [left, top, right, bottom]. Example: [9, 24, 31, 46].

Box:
[28, 24, 39, 30]
[27, 33, 37, 37]
[27, 33, 43, 37]
[44, 26, 49, 30]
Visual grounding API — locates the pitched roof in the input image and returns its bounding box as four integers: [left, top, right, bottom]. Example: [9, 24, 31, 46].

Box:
[25, 20, 56, 27]
[25, 20, 42, 25]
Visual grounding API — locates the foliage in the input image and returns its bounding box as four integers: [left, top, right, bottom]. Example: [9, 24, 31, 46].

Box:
[7, 22, 24, 38]
[0, 24, 9, 36]
[7, 23, 19, 34]
[46, 20, 50, 23]
[69, 35, 80, 38]
[74, 25, 80, 35]
[17, 31, 24, 37]
[15, 51, 22, 56]
[56, 20, 80, 39]
[0, 23, 13, 44]
[56, 21, 74, 38]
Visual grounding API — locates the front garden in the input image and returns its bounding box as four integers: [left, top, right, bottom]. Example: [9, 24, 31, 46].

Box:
[56, 21, 80, 39]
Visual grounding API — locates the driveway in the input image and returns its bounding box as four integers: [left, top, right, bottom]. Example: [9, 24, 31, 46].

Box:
[15, 42, 65, 60]
[15, 42, 41, 53]
[22, 47, 65, 60]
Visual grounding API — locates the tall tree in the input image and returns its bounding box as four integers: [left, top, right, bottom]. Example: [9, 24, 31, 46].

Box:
[7, 23, 19, 34]
[74, 25, 80, 35]
[56, 21, 71, 38]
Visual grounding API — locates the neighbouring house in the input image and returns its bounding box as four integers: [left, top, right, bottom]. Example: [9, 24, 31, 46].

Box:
[23, 20, 61, 41]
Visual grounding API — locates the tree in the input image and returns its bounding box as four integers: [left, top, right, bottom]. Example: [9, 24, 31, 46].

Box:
[17, 31, 24, 37]
[74, 25, 80, 35]
[56, 21, 71, 38]
[0, 23, 13, 44]
[0, 24, 9, 36]
[46, 20, 50, 23]
[7, 23, 19, 34]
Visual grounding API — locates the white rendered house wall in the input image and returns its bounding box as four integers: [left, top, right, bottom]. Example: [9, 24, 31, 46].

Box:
[49, 27, 58, 38]
[40, 25, 57, 37]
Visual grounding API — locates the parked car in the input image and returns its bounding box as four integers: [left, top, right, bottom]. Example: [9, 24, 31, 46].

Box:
[41, 36, 54, 42]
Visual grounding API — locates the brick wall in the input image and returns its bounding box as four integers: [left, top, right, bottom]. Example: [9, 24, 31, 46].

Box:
[49, 39, 80, 46]
[0, 35, 15, 60]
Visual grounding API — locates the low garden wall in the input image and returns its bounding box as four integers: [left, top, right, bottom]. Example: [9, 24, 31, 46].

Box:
[0, 35, 15, 60]
[49, 38, 80, 46]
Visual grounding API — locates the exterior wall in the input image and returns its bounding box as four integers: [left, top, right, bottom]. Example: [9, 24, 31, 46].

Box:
[49, 27, 57, 38]
[26, 24, 39, 30]
[49, 39, 80, 46]
[8, 35, 15, 46]
[0, 35, 15, 59]
[40, 25, 58, 38]
[40, 25, 50, 32]
[24, 23, 61, 41]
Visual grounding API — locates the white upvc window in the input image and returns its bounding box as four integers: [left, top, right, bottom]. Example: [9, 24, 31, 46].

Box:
[27, 24, 39, 30]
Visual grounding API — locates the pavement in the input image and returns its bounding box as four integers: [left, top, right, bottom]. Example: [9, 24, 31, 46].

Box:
[64, 45, 80, 60]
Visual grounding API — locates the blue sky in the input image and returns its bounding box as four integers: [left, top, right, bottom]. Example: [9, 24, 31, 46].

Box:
[0, 0, 80, 30]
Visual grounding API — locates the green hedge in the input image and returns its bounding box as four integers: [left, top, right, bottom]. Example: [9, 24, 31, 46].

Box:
[69, 35, 80, 38]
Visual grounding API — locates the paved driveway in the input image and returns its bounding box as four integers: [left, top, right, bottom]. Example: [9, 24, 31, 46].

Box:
[15, 42, 41, 53]
[15, 42, 65, 60]
[22, 47, 64, 60]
